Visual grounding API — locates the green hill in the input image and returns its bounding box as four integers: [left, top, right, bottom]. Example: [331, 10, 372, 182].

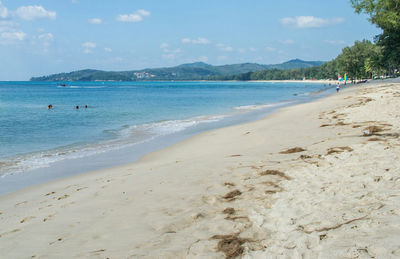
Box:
[30, 59, 324, 81]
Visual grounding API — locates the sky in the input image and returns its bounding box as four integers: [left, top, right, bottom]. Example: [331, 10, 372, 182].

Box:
[0, 0, 381, 80]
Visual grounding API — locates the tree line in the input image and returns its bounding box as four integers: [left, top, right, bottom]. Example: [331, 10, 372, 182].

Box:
[211, 0, 399, 81]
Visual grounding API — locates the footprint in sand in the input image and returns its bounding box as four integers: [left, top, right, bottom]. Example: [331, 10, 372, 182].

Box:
[15, 201, 28, 207]
[90, 249, 106, 254]
[39, 204, 54, 210]
[49, 237, 63, 245]
[0, 228, 21, 238]
[20, 216, 36, 223]
[56, 194, 69, 200]
[44, 191, 56, 196]
[43, 214, 56, 222]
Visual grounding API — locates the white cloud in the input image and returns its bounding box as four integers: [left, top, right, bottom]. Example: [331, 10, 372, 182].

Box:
[34, 32, 54, 50]
[160, 42, 168, 49]
[324, 40, 346, 45]
[117, 9, 150, 22]
[82, 41, 96, 53]
[280, 16, 344, 28]
[82, 41, 96, 48]
[88, 18, 102, 24]
[160, 43, 181, 59]
[15, 5, 56, 21]
[104, 47, 112, 52]
[0, 19, 25, 45]
[215, 43, 233, 51]
[1, 31, 26, 41]
[249, 47, 257, 52]
[165, 48, 181, 53]
[0, 1, 8, 18]
[0, 21, 16, 32]
[265, 46, 276, 51]
[38, 32, 53, 41]
[182, 37, 210, 44]
[117, 13, 142, 22]
[279, 39, 294, 45]
[137, 9, 150, 17]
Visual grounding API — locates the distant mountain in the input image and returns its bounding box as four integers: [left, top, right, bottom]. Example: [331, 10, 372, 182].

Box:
[268, 59, 324, 70]
[30, 59, 324, 81]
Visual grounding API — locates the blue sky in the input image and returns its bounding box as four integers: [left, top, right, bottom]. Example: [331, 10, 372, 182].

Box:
[0, 0, 380, 80]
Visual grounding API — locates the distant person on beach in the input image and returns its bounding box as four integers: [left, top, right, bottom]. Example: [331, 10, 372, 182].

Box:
[336, 83, 340, 93]
[76, 105, 79, 110]
[48, 104, 53, 109]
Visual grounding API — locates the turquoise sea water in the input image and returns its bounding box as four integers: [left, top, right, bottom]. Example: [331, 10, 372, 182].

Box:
[0, 81, 331, 180]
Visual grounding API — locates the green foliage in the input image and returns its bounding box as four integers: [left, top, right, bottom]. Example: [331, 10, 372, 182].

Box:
[209, 60, 338, 81]
[377, 29, 400, 68]
[210, 38, 393, 81]
[336, 40, 379, 78]
[351, 0, 400, 31]
[351, 0, 400, 67]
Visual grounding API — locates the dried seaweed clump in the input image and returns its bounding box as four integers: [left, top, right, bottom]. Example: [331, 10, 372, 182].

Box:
[224, 182, 236, 187]
[279, 147, 306, 154]
[259, 170, 291, 180]
[222, 208, 235, 215]
[211, 234, 252, 259]
[223, 190, 242, 200]
[326, 146, 353, 155]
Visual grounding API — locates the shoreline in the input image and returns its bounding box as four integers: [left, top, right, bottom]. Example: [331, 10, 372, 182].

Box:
[1, 79, 399, 258]
[0, 83, 332, 196]
[3, 79, 361, 84]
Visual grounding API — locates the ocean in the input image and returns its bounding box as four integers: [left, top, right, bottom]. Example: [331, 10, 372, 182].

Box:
[0, 81, 333, 194]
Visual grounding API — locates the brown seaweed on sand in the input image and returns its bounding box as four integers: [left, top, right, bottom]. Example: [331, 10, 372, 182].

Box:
[262, 181, 284, 193]
[258, 170, 291, 180]
[224, 182, 236, 187]
[222, 208, 236, 214]
[211, 233, 252, 259]
[326, 146, 353, 155]
[223, 190, 242, 200]
[279, 147, 306, 154]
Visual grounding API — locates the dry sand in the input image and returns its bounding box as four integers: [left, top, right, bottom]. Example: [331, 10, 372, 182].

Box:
[1, 79, 399, 258]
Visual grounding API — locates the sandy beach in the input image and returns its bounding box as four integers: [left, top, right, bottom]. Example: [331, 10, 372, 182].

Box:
[250, 79, 360, 85]
[1, 79, 399, 258]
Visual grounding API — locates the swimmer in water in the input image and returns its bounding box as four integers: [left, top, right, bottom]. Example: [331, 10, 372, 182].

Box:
[76, 105, 79, 110]
[48, 104, 53, 109]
